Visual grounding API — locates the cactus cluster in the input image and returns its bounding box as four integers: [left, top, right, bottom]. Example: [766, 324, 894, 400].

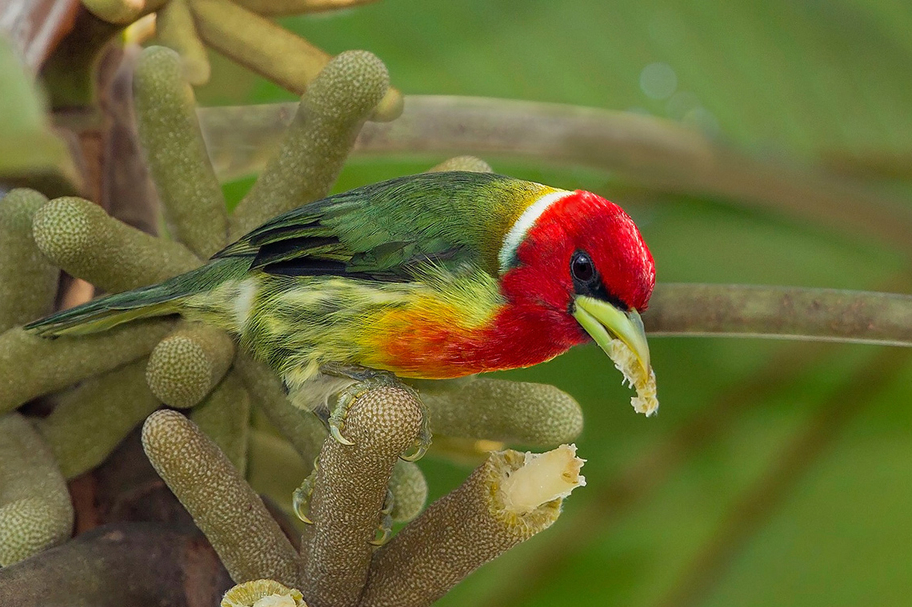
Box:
[80, 0, 402, 121]
[0, 40, 586, 606]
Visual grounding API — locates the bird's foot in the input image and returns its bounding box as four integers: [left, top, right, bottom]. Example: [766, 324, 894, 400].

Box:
[320, 364, 432, 460]
[325, 368, 402, 446]
[292, 464, 318, 524]
[400, 407, 432, 462]
[370, 487, 395, 546]
[293, 465, 395, 544]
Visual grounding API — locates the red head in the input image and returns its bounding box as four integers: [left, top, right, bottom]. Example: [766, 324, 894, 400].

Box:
[498, 189, 655, 369]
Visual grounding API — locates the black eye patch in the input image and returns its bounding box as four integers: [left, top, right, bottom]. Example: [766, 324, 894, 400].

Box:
[570, 250, 630, 311]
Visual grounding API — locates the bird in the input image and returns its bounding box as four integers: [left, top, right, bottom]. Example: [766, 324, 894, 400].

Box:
[26, 171, 657, 435]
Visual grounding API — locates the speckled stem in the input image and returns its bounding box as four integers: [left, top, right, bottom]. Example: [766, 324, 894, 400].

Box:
[134, 46, 227, 258]
[190, 0, 326, 92]
[142, 410, 302, 586]
[37, 357, 161, 479]
[0, 320, 175, 414]
[0, 189, 57, 332]
[32, 196, 200, 293]
[189, 371, 251, 473]
[145, 322, 236, 408]
[646, 283, 912, 346]
[360, 450, 567, 607]
[238, 355, 428, 524]
[230, 50, 391, 236]
[156, 0, 211, 85]
[415, 377, 583, 447]
[299, 386, 423, 607]
[427, 156, 493, 173]
[189, 0, 401, 122]
[0, 412, 73, 566]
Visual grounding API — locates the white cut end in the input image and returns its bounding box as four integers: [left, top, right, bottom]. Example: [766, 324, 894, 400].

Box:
[608, 339, 659, 416]
[501, 444, 586, 514]
[252, 596, 301, 607]
[221, 580, 307, 607]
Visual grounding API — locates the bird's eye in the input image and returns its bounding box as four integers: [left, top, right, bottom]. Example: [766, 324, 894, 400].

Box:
[571, 251, 596, 283]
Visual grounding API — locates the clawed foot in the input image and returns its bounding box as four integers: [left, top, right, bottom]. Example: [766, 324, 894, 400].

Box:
[370, 487, 395, 546]
[319, 365, 432, 461]
[400, 411, 431, 462]
[322, 366, 401, 446]
[292, 467, 317, 525]
[297, 469, 394, 545]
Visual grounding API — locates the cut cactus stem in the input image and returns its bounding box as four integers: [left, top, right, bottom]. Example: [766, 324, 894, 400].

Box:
[500, 444, 586, 514]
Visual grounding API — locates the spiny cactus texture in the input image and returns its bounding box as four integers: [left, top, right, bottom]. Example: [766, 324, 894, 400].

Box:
[0, 41, 586, 606]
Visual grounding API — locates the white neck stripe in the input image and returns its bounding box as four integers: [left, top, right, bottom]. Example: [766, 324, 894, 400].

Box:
[498, 189, 571, 274]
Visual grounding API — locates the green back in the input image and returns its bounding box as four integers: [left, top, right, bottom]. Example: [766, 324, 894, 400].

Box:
[216, 171, 551, 278]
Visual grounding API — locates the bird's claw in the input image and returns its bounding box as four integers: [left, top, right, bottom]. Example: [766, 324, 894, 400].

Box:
[325, 368, 402, 446]
[399, 443, 427, 462]
[370, 521, 392, 546]
[328, 422, 355, 446]
[320, 365, 433, 461]
[369, 488, 395, 546]
[292, 463, 319, 524]
[400, 408, 432, 462]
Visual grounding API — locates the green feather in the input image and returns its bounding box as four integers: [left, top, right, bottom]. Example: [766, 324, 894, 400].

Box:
[217, 171, 550, 277]
[25, 257, 248, 337]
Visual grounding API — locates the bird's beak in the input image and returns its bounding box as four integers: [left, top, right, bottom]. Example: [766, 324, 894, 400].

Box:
[572, 295, 651, 377]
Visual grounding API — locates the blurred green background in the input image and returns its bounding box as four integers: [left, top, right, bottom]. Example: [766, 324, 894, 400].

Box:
[199, 2, 912, 606]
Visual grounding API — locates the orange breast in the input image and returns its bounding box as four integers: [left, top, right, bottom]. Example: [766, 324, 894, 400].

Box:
[355, 290, 583, 380]
[356, 294, 503, 379]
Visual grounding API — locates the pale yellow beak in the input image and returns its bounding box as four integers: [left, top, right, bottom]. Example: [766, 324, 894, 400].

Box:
[572, 295, 651, 377]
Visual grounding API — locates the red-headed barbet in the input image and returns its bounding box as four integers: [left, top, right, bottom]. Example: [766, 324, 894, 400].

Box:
[27, 171, 658, 427]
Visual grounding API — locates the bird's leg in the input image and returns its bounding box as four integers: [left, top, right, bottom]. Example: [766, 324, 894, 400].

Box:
[319, 364, 432, 461]
[319, 362, 395, 383]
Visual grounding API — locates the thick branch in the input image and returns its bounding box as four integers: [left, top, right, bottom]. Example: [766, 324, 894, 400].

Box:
[646, 284, 912, 346]
[0, 522, 231, 607]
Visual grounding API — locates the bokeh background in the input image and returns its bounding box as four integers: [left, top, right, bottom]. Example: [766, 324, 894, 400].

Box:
[189, 2, 912, 606]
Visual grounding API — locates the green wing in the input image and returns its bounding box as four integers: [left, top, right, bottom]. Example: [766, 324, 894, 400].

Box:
[216, 171, 543, 280]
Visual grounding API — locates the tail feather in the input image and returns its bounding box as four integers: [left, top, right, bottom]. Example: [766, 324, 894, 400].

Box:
[24, 284, 184, 337]
[25, 257, 247, 337]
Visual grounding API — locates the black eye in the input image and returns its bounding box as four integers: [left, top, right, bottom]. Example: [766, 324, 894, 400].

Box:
[571, 251, 596, 283]
[569, 249, 631, 311]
